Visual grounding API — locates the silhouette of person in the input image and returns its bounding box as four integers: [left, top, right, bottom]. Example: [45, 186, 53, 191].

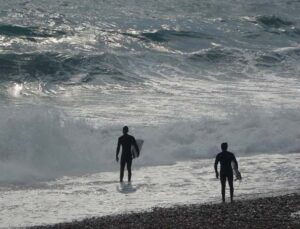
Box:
[116, 126, 139, 183]
[214, 142, 238, 202]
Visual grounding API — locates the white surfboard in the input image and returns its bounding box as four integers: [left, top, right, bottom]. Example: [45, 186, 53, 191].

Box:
[131, 139, 144, 159]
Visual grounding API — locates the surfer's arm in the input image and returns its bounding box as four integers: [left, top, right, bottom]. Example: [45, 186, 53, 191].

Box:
[232, 154, 238, 169]
[116, 138, 121, 162]
[214, 155, 219, 178]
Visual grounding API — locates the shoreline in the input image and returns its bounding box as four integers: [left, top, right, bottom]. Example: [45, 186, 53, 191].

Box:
[31, 192, 300, 229]
[2, 153, 298, 228]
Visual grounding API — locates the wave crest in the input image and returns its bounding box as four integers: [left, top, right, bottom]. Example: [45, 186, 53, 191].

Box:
[189, 47, 245, 63]
[123, 29, 212, 43]
[0, 24, 67, 40]
[256, 16, 293, 28]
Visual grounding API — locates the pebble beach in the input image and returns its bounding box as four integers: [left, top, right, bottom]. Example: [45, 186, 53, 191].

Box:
[31, 193, 300, 229]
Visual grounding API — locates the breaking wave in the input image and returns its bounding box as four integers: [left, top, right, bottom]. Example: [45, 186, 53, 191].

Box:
[0, 52, 129, 84]
[0, 105, 299, 183]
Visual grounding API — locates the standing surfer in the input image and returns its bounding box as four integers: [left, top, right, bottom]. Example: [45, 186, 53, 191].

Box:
[214, 142, 239, 203]
[116, 126, 139, 183]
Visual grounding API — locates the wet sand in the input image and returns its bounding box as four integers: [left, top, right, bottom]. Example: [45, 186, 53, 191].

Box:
[31, 193, 300, 229]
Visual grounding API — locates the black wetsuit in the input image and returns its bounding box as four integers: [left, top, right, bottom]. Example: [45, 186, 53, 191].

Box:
[117, 134, 139, 182]
[214, 151, 238, 202]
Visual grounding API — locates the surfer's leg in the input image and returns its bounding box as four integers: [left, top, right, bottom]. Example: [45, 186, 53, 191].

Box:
[120, 158, 126, 182]
[127, 159, 132, 182]
[228, 174, 234, 202]
[220, 174, 226, 202]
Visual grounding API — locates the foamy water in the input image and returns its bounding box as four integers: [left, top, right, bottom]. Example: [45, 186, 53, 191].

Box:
[0, 106, 300, 183]
[0, 153, 299, 227]
[1, 0, 300, 227]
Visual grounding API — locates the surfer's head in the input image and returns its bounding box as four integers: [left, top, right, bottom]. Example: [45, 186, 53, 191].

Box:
[123, 126, 129, 134]
[221, 142, 228, 151]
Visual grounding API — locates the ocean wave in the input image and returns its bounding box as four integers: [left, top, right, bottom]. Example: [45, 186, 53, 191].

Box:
[0, 105, 300, 183]
[122, 29, 212, 43]
[189, 47, 246, 63]
[254, 53, 285, 67]
[250, 16, 300, 37]
[0, 24, 67, 40]
[1, 46, 298, 87]
[188, 45, 300, 71]
[274, 46, 300, 56]
[0, 52, 125, 84]
[256, 16, 293, 28]
[255, 47, 300, 68]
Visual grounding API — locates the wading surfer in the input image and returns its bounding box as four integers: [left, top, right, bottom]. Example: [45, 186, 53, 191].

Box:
[116, 126, 139, 183]
[214, 142, 239, 203]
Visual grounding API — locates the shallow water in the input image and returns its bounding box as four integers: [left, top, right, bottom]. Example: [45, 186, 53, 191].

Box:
[0, 153, 299, 227]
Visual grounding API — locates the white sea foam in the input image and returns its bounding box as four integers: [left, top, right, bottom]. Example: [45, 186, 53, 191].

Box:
[0, 105, 299, 183]
[0, 153, 298, 227]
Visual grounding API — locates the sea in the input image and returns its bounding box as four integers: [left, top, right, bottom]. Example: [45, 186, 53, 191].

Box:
[0, 0, 299, 227]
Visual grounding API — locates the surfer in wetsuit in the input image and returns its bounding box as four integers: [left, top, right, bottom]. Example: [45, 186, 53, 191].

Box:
[116, 126, 139, 183]
[214, 142, 238, 203]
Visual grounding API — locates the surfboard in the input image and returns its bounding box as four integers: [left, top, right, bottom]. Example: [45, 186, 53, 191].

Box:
[234, 168, 242, 181]
[232, 162, 242, 181]
[131, 139, 144, 159]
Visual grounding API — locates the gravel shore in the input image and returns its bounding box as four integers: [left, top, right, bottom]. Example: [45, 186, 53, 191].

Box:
[31, 193, 300, 229]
